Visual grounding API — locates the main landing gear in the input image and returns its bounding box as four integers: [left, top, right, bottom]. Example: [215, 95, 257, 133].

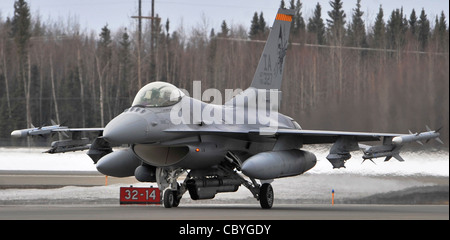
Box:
[156, 165, 275, 209]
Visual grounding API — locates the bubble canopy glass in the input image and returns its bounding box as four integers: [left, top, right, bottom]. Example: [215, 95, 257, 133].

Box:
[132, 81, 184, 107]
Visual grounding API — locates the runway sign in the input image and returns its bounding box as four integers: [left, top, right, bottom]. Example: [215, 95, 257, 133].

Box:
[120, 187, 161, 204]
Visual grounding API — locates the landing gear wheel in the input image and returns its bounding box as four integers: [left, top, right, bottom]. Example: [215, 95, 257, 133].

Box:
[172, 190, 180, 207]
[163, 189, 174, 208]
[259, 183, 274, 209]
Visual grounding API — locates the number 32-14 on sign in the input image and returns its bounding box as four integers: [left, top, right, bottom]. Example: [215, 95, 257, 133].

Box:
[120, 187, 161, 204]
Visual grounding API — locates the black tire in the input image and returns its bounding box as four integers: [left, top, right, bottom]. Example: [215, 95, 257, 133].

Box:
[172, 190, 180, 207]
[259, 183, 274, 209]
[163, 189, 174, 208]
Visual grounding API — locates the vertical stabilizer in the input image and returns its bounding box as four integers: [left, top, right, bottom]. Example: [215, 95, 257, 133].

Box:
[250, 8, 295, 91]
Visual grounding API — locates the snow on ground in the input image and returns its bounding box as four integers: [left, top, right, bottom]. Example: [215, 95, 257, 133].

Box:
[1, 146, 448, 176]
[303, 145, 449, 177]
[0, 147, 97, 171]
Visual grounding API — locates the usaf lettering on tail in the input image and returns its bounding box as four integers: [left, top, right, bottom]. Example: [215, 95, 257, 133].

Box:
[12, 8, 443, 209]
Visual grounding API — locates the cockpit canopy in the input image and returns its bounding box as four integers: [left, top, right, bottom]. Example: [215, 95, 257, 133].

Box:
[132, 81, 184, 107]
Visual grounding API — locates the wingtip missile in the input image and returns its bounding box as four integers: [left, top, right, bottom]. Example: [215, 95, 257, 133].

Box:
[11, 130, 26, 138]
[392, 127, 443, 146]
[10, 123, 69, 138]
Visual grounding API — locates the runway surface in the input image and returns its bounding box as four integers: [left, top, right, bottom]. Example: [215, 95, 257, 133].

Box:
[0, 203, 448, 220]
[0, 170, 448, 220]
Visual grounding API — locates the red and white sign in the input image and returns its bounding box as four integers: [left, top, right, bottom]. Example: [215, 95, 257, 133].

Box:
[120, 187, 161, 204]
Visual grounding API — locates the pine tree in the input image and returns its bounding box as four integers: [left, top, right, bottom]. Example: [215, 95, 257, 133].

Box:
[218, 20, 229, 38]
[249, 12, 260, 40]
[432, 11, 448, 52]
[289, 0, 295, 9]
[347, 0, 367, 47]
[409, 9, 418, 37]
[249, 12, 267, 40]
[98, 24, 112, 66]
[437, 11, 448, 38]
[386, 8, 408, 50]
[11, 0, 32, 128]
[119, 29, 131, 91]
[417, 8, 430, 51]
[209, 28, 216, 39]
[307, 3, 326, 45]
[327, 0, 346, 45]
[259, 12, 267, 35]
[291, 0, 305, 37]
[12, 0, 31, 58]
[372, 5, 386, 49]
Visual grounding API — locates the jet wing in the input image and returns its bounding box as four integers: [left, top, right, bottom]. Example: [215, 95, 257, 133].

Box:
[51, 128, 104, 133]
[11, 126, 104, 153]
[164, 127, 441, 168]
[253, 128, 404, 144]
[250, 128, 441, 168]
[164, 127, 403, 143]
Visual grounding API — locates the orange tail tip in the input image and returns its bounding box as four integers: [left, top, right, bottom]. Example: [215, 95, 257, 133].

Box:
[276, 13, 293, 22]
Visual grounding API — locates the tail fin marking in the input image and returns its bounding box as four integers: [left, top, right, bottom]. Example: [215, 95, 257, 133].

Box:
[250, 8, 295, 91]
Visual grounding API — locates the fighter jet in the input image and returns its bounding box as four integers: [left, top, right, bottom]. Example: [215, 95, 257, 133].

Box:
[11, 8, 442, 209]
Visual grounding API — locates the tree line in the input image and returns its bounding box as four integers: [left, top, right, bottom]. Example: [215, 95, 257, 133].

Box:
[0, 0, 448, 146]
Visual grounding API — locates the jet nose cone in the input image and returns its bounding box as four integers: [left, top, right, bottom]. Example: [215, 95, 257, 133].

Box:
[103, 113, 149, 144]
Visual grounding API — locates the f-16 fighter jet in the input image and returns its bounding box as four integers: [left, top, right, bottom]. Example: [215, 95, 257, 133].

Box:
[12, 8, 442, 209]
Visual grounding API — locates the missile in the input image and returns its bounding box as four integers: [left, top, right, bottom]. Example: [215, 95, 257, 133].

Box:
[392, 127, 443, 145]
[11, 128, 34, 138]
[361, 144, 404, 162]
[11, 124, 68, 138]
[361, 127, 444, 163]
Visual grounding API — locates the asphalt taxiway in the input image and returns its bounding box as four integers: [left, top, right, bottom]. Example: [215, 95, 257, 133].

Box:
[0, 203, 448, 220]
[0, 170, 449, 220]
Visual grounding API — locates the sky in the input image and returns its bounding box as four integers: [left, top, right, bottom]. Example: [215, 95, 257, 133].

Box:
[0, 0, 449, 35]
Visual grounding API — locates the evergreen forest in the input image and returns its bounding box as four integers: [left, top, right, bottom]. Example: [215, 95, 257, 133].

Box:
[0, 0, 448, 147]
